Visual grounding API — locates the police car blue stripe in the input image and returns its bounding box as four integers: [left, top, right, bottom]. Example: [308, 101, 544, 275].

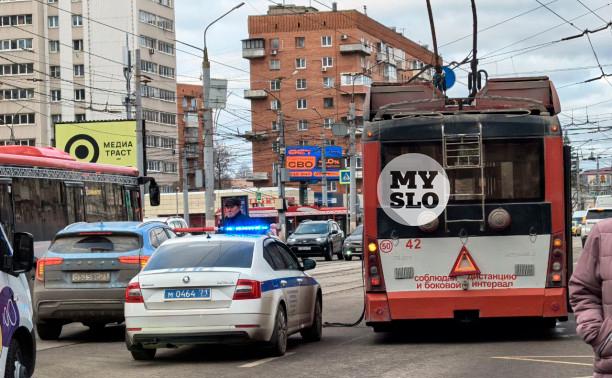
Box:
[261, 276, 318, 292]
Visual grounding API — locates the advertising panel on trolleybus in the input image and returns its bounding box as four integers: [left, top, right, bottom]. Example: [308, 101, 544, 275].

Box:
[362, 77, 570, 331]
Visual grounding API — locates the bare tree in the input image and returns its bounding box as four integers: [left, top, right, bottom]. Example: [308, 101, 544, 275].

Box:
[214, 144, 233, 189]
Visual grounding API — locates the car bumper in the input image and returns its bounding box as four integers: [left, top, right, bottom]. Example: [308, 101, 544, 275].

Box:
[342, 245, 363, 257]
[34, 285, 125, 322]
[288, 244, 326, 256]
[125, 312, 275, 348]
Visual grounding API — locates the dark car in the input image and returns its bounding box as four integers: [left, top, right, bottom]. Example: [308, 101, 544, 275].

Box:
[286, 220, 344, 261]
[342, 224, 363, 261]
[33, 221, 176, 340]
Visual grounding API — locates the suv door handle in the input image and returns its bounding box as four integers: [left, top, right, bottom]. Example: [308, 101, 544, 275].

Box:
[280, 280, 288, 287]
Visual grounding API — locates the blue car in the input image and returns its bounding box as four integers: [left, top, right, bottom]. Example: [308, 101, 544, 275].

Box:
[33, 221, 176, 340]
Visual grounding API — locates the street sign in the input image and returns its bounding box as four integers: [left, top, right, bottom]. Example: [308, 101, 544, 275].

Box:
[339, 169, 350, 185]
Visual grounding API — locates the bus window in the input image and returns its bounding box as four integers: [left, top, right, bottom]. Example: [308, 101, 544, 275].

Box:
[0, 180, 13, 240]
[64, 183, 85, 224]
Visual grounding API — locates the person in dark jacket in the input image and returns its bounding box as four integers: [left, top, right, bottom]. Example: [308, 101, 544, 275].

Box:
[220, 197, 251, 229]
[570, 220, 612, 377]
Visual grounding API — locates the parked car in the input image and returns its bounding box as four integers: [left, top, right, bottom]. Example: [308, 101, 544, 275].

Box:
[581, 208, 612, 247]
[143, 216, 189, 235]
[125, 233, 321, 360]
[33, 221, 176, 340]
[286, 220, 344, 261]
[342, 224, 363, 261]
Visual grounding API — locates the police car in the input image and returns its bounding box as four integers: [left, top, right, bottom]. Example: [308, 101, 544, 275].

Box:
[124, 231, 322, 360]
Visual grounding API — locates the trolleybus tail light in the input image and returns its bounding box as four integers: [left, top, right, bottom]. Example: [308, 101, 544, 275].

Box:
[546, 234, 565, 288]
[365, 239, 385, 292]
[35, 257, 63, 281]
[125, 282, 144, 303]
[233, 279, 261, 300]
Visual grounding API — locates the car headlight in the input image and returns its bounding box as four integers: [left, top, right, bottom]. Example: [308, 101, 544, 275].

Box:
[287, 238, 295, 244]
[316, 237, 326, 243]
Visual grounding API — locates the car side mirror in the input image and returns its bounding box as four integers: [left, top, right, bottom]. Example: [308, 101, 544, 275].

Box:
[301, 258, 316, 271]
[11, 232, 34, 275]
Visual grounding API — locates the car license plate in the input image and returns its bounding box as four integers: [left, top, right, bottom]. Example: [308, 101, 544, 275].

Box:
[298, 246, 311, 251]
[72, 272, 111, 282]
[354, 247, 362, 252]
[164, 288, 211, 300]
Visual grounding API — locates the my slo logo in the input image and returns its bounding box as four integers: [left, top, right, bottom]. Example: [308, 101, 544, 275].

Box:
[377, 153, 450, 226]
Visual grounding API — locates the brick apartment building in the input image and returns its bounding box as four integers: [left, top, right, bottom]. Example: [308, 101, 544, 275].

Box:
[241, 4, 436, 201]
[176, 83, 204, 190]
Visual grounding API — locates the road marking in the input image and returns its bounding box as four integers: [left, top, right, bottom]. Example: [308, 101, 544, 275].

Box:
[491, 356, 592, 366]
[239, 352, 295, 368]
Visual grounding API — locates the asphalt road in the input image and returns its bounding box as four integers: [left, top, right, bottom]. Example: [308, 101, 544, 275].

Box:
[33, 238, 595, 378]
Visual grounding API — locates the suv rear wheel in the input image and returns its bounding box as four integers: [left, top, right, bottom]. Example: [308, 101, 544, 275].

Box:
[36, 322, 62, 340]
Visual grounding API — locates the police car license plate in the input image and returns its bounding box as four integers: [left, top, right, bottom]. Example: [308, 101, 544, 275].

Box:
[164, 288, 211, 300]
[72, 272, 110, 282]
[298, 247, 311, 251]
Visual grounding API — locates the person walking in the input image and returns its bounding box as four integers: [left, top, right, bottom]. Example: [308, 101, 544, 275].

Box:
[570, 220, 612, 377]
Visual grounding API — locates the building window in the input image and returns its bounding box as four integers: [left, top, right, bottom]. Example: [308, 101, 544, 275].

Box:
[323, 97, 334, 108]
[157, 16, 173, 32]
[297, 98, 307, 109]
[321, 35, 332, 47]
[139, 10, 157, 26]
[73, 64, 84, 77]
[323, 77, 334, 88]
[270, 38, 279, 49]
[295, 57, 306, 69]
[49, 40, 59, 53]
[139, 35, 156, 49]
[325, 139, 335, 146]
[269, 59, 280, 70]
[324, 118, 333, 129]
[72, 14, 82, 27]
[74, 89, 85, 101]
[327, 181, 337, 192]
[159, 65, 174, 78]
[50, 89, 61, 102]
[0, 113, 35, 125]
[270, 99, 280, 110]
[147, 160, 162, 172]
[158, 40, 174, 55]
[298, 120, 308, 131]
[356, 155, 362, 169]
[75, 113, 86, 122]
[296, 78, 307, 90]
[295, 36, 305, 48]
[48, 16, 58, 28]
[299, 140, 309, 146]
[384, 63, 397, 82]
[141, 60, 157, 74]
[271, 120, 278, 131]
[0, 39, 32, 51]
[0, 88, 33, 101]
[164, 162, 177, 173]
[0, 63, 34, 76]
[270, 79, 281, 91]
[51, 114, 61, 124]
[50, 66, 60, 78]
[73, 39, 83, 51]
[322, 56, 333, 68]
[0, 14, 33, 27]
[160, 112, 175, 125]
[0, 139, 35, 146]
[146, 134, 159, 147]
[341, 73, 372, 86]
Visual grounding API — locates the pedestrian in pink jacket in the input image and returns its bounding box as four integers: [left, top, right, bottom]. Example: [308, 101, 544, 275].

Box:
[570, 220, 612, 377]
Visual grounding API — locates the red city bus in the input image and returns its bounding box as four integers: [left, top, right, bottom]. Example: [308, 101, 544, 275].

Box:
[0, 146, 158, 246]
[362, 77, 572, 330]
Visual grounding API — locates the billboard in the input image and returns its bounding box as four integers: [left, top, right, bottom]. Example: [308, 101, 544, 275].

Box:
[55, 120, 137, 167]
[285, 146, 343, 182]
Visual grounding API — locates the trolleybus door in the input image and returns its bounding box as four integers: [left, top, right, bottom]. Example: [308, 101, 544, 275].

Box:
[0, 179, 14, 240]
[64, 182, 85, 224]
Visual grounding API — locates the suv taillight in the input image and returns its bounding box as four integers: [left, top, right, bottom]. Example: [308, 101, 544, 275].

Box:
[35, 257, 63, 281]
[365, 240, 386, 292]
[233, 279, 261, 300]
[546, 233, 565, 288]
[119, 255, 149, 269]
[125, 282, 144, 303]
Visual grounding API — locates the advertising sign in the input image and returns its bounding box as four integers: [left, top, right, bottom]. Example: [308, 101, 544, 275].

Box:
[55, 120, 137, 167]
[285, 146, 343, 181]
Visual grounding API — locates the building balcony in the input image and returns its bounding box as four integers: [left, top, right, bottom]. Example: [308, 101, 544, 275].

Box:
[244, 89, 268, 100]
[184, 135, 199, 143]
[339, 43, 372, 55]
[247, 172, 269, 182]
[243, 131, 271, 141]
[185, 150, 199, 159]
[242, 38, 266, 59]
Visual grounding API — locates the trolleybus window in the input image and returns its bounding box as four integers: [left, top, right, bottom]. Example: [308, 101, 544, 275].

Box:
[382, 139, 543, 202]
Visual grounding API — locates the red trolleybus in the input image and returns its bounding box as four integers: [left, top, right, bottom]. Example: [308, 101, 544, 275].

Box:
[363, 77, 571, 330]
[0, 146, 158, 246]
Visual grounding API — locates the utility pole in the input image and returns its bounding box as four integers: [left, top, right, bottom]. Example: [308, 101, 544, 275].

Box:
[135, 49, 145, 202]
[277, 108, 286, 240]
[321, 140, 327, 207]
[348, 97, 357, 231]
[123, 34, 132, 119]
[576, 153, 582, 209]
[183, 152, 189, 226]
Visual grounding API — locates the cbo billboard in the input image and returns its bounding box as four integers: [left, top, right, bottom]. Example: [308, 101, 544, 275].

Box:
[55, 120, 137, 167]
[285, 146, 343, 181]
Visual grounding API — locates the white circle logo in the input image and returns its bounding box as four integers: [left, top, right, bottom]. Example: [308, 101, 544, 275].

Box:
[377, 153, 450, 226]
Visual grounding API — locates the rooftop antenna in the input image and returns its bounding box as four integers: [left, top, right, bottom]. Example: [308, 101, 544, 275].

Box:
[363, 5, 367, 15]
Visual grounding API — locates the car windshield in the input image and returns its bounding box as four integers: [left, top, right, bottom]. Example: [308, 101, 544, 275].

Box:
[144, 241, 254, 270]
[294, 223, 328, 234]
[48, 234, 141, 253]
[350, 225, 363, 237]
[587, 210, 612, 220]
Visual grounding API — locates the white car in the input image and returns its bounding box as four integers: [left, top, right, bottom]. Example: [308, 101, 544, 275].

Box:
[581, 207, 612, 246]
[124, 234, 322, 360]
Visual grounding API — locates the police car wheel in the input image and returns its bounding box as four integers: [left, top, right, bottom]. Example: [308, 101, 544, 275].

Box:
[300, 296, 322, 342]
[130, 348, 156, 361]
[268, 305, 287, 356]
[4, 337, 28, 378]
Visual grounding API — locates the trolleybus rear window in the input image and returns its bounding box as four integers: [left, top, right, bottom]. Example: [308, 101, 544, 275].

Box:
[382, 139, 543, 202]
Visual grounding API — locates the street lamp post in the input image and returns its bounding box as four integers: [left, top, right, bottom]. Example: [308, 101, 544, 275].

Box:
[202, 2, 245, 227]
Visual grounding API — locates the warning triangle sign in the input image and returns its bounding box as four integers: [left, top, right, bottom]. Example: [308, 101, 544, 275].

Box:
[449, 246, 481, 277]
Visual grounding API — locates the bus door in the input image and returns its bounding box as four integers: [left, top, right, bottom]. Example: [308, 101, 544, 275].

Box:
[124, 186, 141, 221]
[0, 179, 14, 240]
[64, 182, 85, 224]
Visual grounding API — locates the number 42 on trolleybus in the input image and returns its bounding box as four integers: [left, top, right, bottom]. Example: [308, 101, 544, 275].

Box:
[362, 76, 571, 330]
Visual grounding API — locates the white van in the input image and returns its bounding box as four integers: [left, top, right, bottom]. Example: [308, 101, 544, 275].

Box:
[0, 225, 36, 377]
[582, 208, 612, 247]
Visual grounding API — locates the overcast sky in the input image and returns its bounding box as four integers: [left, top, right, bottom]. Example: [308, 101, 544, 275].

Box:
[175, 0, 612, 170]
